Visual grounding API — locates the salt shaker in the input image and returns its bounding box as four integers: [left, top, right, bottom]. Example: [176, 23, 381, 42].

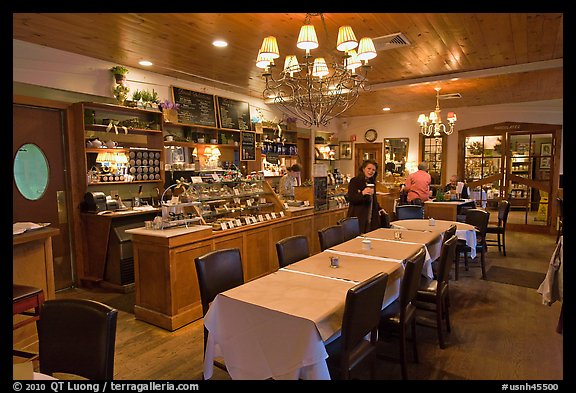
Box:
[429, 217, 436, 226]
[330, 256, 340, 268]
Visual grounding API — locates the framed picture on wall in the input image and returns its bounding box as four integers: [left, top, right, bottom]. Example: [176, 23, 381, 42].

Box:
[540, 156, 551, 169]
[339, 141, 353, 160]
[540, 143, 552, 156]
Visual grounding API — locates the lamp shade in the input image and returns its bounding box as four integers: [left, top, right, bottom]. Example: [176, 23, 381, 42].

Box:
[346, 49, 362, 72]
[357, 37, 377, 61]
[417, 114, 428, 125]
[312, 58, 329, 78]
[336, 26, 358, 52]
[259, 36, 280, 59]
[297, 24, 319, 50]
[447, 112, 457, 122]
[283, 55, 301, 75]
[203, 147, 213, 156]
[256, 51, 273, 69]
[192, 147, 198, 157]
[115, 153, 128, 164]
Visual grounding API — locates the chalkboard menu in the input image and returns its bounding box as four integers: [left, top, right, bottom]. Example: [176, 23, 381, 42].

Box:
[171, 86, 217, 128]
[217, 96, 251, 131]
[241, 131, 256, 161]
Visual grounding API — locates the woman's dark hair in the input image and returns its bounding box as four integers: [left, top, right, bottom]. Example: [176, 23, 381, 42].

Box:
[358, 159, 378, 180]
[288, 164, 301, 172]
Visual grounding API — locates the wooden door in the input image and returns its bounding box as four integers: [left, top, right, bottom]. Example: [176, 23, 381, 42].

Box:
[354, 143, 383, 179]
[13, 104, 73, 290]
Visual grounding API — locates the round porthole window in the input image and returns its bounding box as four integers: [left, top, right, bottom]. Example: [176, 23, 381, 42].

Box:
[14, 143, 49, 201]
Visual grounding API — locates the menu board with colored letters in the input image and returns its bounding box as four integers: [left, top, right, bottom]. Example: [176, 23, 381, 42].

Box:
[170, 86, 218, 128]
[216, 96, 251, 131]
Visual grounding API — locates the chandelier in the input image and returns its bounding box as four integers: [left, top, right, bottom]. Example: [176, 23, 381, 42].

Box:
[417, 87, 457, 136]
[256, 13, 377, 127]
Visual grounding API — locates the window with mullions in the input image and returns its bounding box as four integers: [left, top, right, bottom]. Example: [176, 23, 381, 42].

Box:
[422, 136, 444, 186]
[464, 135, 503, 207]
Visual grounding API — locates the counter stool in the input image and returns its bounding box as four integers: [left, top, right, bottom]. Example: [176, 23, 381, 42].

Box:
[13, 284, 45, 360]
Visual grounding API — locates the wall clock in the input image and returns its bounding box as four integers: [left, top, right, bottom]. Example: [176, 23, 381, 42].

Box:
[364, 129, 378, 142]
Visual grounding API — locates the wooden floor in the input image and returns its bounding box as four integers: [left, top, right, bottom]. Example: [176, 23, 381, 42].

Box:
[52, 230, 563, 381]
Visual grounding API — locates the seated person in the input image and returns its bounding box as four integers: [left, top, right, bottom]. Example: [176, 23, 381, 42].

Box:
[444, 174, 469, 199]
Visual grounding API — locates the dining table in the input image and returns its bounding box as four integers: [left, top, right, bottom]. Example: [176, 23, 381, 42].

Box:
[326, 231, 438, 279]
[203, 247, 413, 380]
[390, 219, 477, 258]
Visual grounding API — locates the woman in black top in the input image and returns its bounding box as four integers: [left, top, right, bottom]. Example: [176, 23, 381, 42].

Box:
[346, 159, 387, 234]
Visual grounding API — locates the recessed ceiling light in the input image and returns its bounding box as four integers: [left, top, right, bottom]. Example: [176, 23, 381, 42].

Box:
[213, 40, 228, 47]
[139, 60, 153, 66]
[382, 107, 391, 111]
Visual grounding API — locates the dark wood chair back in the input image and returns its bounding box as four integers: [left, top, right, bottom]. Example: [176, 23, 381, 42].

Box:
[318, 225, 344, 251]
[338, 217, 361, 241]
[326, 272, 389, 379]
[395, 205, 424, 220]
[276, 235, 310, 268]
[38, 299, 118, 380]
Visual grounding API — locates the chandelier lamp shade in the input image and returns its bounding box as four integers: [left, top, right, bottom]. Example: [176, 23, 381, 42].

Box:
[256, 13, 377, 127]
[418, 87, 457, 136]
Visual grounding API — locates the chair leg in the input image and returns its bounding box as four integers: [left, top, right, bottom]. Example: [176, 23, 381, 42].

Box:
[454, 254, 459, 281]
[444, 295, 451, 333]
[436, 297, 445, 349]
[411, 318, 419, 363]
[399, 326, 408, 380]
[502, 232, 507, 256]
[480, 250, 487, 280]
[464, 251, 469, 271]
[497, 233, 502, 253]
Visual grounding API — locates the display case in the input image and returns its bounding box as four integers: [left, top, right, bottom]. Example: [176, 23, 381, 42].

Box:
[164, 170, 284, 231]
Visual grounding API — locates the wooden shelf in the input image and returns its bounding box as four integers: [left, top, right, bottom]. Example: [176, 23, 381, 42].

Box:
[164, 141, 238, 148]
[84, 124, 161, 134]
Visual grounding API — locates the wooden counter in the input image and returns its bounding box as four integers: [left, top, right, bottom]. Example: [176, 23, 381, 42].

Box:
[80, 208, 160, 289]
[424, 199, 476, 221]
[13, 227, 60, 350]
[126, 207, 347, 331]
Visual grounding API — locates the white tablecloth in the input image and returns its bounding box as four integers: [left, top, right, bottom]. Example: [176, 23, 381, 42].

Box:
[390, 219, 477, 259]
[203, 252, 404, 380]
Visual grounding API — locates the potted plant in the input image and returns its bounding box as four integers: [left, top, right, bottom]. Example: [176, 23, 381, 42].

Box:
[112, 84, 130, 105]
[160, 99, 180, 123]
[110, 65, 129, 84]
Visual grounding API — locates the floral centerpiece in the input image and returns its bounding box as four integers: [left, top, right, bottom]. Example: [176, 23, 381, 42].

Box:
[160, 99, 180, 123]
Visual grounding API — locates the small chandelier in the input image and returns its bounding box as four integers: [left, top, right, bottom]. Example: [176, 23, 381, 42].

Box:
[256, 13, 377, 127]
[417, 87, 457, 136]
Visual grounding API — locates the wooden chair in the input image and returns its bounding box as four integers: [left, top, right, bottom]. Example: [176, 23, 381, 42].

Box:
[486, 200, 511, 256]
[378, 248, 426, 379]
[455, 209, 490, 280]
[194, 248, 244, 375]
[380, 211, 392, 228]
[38, 299, 118, 380]
[13, 284, 45, 360]
[395, 205, 424, 220]
[415, 235, 458, 349]
[318, 225, 344, 251]
[338, 217, 361, 241]
[275, 235, 310, 268]
[325, 272, 389, 380]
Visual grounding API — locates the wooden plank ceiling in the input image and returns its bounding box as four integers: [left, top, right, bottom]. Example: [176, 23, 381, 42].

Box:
[13, 13, 563, 117]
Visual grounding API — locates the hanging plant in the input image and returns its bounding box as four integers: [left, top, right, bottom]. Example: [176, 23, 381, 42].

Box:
[110, 65, 129, 84]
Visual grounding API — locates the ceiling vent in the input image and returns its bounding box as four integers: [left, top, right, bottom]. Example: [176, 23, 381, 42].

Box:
[372, 32, 411, 51]
[438, 93, 462, 100]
